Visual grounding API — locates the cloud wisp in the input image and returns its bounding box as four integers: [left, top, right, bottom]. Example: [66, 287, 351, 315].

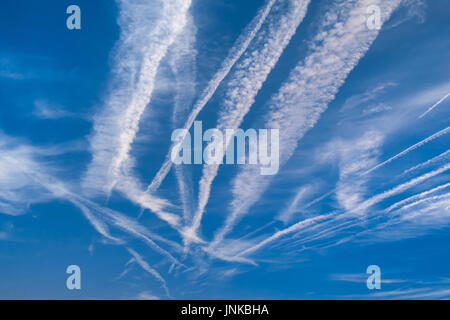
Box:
[419, 92, 450, 118]
[211, 0, 403, 249]
[83, 0, 192, 196]
[146, 0, 278, 193]
[127, 248, 171, 298]
[363, 126, 450, 175]
[190, 0, 312, 246]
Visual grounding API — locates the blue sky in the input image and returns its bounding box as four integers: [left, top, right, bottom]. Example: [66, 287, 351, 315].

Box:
[0, 0, 449, 299]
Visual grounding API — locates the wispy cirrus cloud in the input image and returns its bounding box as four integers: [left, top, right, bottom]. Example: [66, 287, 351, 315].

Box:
[386, 182, 450, 212]
[192, 0, 312, 246]
[363, 126, 450, 175]
[32, 99, 73, 120]
[146, 0, 278, 193]
[212, 0, 403, 250]
[168, 13, 198, 227]
[419, 92, 450, 118]
[127, 248, 170, 298]
[83, 0, 192, 196]
[0, 132, 184, 270]
[329, 273, 405, 284]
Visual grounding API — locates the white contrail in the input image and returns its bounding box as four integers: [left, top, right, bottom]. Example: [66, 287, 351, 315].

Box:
[290, 164, 450, 247]
[355, 163, 450, 213]
[395, 192, 450, 212]
[83, 0, 192, 196]
[277, 184, 314, 223]
[386, 182, 450, 212]
[401, 149, 450, 176]
[0, 135, 184, 267]
[127, 248, 170, 298]
[116, 177, 181, 228]
[146, 0, 278, 193]
[212, 0, 403, 247]
[189, 0, 311, 243]
[419, 92, 450, 118]
[363, 126, 450, 175]
[169, 14, 197, 225]
[237, 164, 450, 257]
[236, 214, 333, 257]
[70, 199, 122, 243]
[62, 191, 185, 266]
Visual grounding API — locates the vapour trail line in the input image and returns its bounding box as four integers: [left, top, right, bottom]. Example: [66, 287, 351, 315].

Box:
[211, 0, 403, 249]
[363, 126, 450, 176]
[146, 0, 278, 193]
[189, 0, 312, 245]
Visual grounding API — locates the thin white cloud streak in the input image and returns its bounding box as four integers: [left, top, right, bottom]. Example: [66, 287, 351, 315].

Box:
[335, 131, 383, 212]
[214, 0, 402, 246]
[75, 196, 184, 255]
[355, 163, 450, 213]
[192, 0, 312, 244]
[401, 149, 450, 176]
[340, 82, 396, 112]
[169, 13, 198, 128]
[66, 192, 185, 267]
[363, 126, 450, 175]
[0, 140, 73, 216]
[236, 214, 333, 257]
[146, 0, 278, 193]
[386, 182, 450, 212]
[169, 15, 197, 226]
[70, 199, 122, 243]
[127, 248, 170, 298]
[330, 273, 405, 284]
[289, 180, 450, 249]
[33, 100, 73, 119]
[302, 171, 450, 245]
[88, 11, 198, 232]
[247, 165, 450, 255]
[419, 92, 450, 118]
[115, 177, 181, 229]
[278, 184, 315, 223]
[137, 291, 160, 300]
[174, 166, 193, 227]
[343, 287, 450, 300]
[302, 189, 335, 209]
[293, 116, 450, 213]
[42, 184, 184, 266]
[83, 0, 192, 195]
[0, 136, 183, 266]
[379, 288, 450, 300]
[392, 193, 450, 215]
[0, 143, 127, 243]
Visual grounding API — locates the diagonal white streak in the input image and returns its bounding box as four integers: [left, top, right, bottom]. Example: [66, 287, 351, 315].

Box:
[419, 92, 450, 118]
[169, 14, 198, 226]
[386, 182, 450, 212]
[212, 0, 403, 247]
[127, 248, 170, 298]
[2, 146, 183, 265]
[189, 0, 312, 243]
[237, 163, 450, 257]
[355, 163, 450, 213]
[83, 0, 192, 196]
[401, 149, 450, 176]
[363, 126, 450, 175]
[146, 0, 278, 193]
[236, 214, 333, 257]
